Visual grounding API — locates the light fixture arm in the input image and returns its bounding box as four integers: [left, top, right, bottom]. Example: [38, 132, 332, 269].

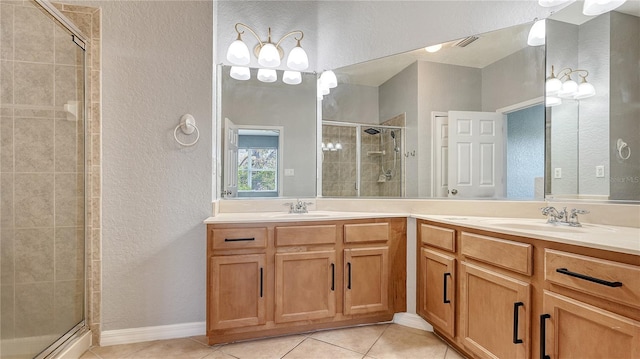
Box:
[275, 30, 304, 48]
[234, 22, 265, 47]
[557, 67, 590, 81]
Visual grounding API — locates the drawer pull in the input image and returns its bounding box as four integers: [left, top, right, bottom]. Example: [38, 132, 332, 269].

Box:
[224, 237, 255, 242]
[513, 302, 524, 344]
[556, 268, 623, 287]
[347, 262, 352, 290]
[540, 314, 551, 359]
[443, 272, 451, 304]
[259, 267, 263, 298]
[331, 263, 335, 291]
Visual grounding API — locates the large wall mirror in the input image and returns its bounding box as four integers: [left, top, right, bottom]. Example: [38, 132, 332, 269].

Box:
[218, 66, 317, 199]
[320, 21, 546, 199]
[546, 2, 639, 202]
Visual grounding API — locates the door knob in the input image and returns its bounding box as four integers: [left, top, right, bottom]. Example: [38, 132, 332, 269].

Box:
[451, 189, 458, 195]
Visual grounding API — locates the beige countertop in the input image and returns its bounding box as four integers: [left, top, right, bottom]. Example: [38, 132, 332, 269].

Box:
[204, 211, 640, 256]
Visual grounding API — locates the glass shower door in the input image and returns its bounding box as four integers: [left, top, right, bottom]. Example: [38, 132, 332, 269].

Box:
[1, 1, 86, 358]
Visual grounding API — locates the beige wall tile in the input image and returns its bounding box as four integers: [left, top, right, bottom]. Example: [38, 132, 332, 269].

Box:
[14, 282, 54, 337]
[90, 69, 99, 102]
[55, 24, 78, 65]
[0, 4, 14, 61]
[1, 228, 14, 284]
[14, 173, 54, 227]
[14, 62, 54, 106]
[91, 38, 100, 69]
[1, 60, 13, 105]
[14, 108, 52, 118]
[0, 118, 13, 171]
[61, 4, 94, 14]
[91, 9, 101, 40]
[55, 173, 80, 226]
[55, 118, 78, 172]
[14, 227, 54, 283]
[14, 5, 54, 63]
[55, 227, 84, 280]
[62, 11, 92, 37]
[1, 284, 15, 339]
[14, 117, 54, 172]
[55, 64, 79, 107]
[54, 279, 84, 333]
[91, 195, 100, 228]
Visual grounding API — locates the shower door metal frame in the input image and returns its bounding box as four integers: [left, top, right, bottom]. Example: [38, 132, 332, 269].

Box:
[27, 0, 91, 358]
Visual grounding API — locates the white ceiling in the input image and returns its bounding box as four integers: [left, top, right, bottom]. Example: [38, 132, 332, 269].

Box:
[336, 0, 640, 87]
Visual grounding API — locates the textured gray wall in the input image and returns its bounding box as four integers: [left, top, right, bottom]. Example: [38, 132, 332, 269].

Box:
[322, 83, 379, 125]
[610, 12, 640, 200]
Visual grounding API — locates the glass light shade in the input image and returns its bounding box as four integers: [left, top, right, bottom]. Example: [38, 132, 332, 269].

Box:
[538, 0, 575, 7]
[317, 86, 324, 100]
[318, 79, 330, 95]
[558, 79, 578, 98]
[258, 43, 281, 68]
[425, 44, 443, 53]
[257, 68, 277, 83]
[229, 66, 250, 81]
[546, 96, 563, 107]
[282, 71, 302, 85]
[527, 19, 546, 46]
[286, 46, 309, 71]
[327, 142, 334, 150]
[320, 70, 338, 89]
[546, 77, 563, 95]
[335, 143, 342, 150]
[575, 82, 596, 99]
[583, 0, 627, 16]
[226, 39, 251, 65]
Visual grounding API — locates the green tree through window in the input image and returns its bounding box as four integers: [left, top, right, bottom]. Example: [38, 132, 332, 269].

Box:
[238, 148, 278, 192]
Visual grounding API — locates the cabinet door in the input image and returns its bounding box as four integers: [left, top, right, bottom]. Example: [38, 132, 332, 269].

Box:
[208, 254, 266, 331]
[541, 291, 640, 359]
[275, 250, 336, 323]
[344, 247, 389, 315]
[460, 262, 530, 359]
[418, 248, 455, 337]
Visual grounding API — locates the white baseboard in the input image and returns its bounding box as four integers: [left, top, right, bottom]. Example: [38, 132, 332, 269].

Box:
[100, 322, 206, 347]
[393, 312, 434, 332]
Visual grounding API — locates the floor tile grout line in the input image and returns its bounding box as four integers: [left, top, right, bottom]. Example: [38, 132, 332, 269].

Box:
[362, 323, 390, 358]
[277, 335, 307, 359]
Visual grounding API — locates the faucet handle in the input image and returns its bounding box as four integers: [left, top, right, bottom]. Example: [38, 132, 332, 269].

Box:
[540, 206, 555, 215]
[571, 208, 589, 215]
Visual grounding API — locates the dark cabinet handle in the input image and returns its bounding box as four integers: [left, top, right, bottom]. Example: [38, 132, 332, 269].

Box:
[331, 263, 335, 291]
[347, 262, 352, 290]
[224, 237, 255, 242]
[513, 302, 524, 344]
[540, 314, 551, 359]
[443, 272, 451, 304]
[259, 267, 263, 298]
[556, 268, 622, 287]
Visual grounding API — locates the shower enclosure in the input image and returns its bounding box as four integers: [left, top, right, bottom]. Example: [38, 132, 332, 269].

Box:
[1, 1, 88, 358]
[322, 121, 404, 197]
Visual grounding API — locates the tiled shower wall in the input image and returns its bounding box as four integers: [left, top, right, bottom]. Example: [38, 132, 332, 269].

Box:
[0, 0, 102, 347]
[322, 125, 357, 197]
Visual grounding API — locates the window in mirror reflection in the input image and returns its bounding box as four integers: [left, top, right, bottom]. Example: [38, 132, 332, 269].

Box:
[237, 129, 280, 198]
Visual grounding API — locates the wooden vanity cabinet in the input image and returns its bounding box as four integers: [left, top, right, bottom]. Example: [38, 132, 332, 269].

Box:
[416, 219, 640, 359]
[206, 217, 406, 345]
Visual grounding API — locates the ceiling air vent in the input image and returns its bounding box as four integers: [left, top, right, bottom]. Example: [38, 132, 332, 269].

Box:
[455, 36, 479, 47]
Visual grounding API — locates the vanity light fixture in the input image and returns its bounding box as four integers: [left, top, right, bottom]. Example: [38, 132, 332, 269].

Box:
[527, 19, 546, 46]
[546, 65, 596, 106]
[583, 0, 627, 15]
[425, 44, 443, 53]
[318, 70, 338, 99]
[225, 23, 309, 84]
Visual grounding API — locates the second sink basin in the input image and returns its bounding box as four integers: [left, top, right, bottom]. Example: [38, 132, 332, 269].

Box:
[267, 212, 332, 219]
[478, 218, 615, 234]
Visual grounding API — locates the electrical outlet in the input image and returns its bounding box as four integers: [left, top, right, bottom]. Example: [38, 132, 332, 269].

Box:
[596, 165, 605, 178]
[284, 169, 295, 176]
[554, 168, 562, 179]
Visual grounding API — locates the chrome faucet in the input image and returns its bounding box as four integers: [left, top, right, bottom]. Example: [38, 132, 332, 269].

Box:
[540, 206, 589, 227]
[284, 199, 313, 214]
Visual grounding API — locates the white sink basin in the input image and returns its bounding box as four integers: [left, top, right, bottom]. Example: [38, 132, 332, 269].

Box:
[267, 212, 332, 219]
[478, 218, 616, 234]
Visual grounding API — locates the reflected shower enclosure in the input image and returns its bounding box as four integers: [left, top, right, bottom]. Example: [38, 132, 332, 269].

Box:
[1, 1, 87, 358]
[322, 121, 404, 197]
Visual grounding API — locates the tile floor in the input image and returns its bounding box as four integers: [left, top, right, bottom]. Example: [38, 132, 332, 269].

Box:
[80, 324, 467, 359]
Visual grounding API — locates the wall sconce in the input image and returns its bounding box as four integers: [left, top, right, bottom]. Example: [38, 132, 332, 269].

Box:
[321, 142, 342, 151]
[527, 19, 546, 46]
[537, 0, 628, 16]
[226, 23, 309, 84]
[317, 70, 338, 100]
[545, 65, 596, 106]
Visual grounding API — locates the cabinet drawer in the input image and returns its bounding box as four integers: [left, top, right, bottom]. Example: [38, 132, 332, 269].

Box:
[545, 249, 640, 309]
[420, 224, 455, 252]
[275, 225, 337, 246]
[461, 232, 532, 275]
[344, 223, 389, 243]
[211, 227, 268, 250]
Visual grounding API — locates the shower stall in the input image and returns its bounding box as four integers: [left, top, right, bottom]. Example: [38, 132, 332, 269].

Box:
[1, 1, 88, 358]
[322, 121, 404, 197]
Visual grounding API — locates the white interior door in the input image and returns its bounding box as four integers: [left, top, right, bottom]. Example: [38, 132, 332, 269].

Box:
[434, 114, 449, 197]
[223, 117, 239, 198]
[447, 111, 505, 198]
